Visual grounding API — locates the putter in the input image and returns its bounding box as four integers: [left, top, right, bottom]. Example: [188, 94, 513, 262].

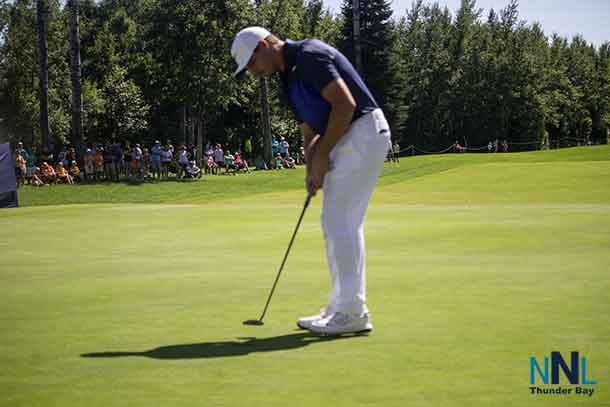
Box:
[243, 193, 313, 326]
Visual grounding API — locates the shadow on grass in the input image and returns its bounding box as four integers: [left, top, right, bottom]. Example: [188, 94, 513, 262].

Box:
[81, 331, 366, 360]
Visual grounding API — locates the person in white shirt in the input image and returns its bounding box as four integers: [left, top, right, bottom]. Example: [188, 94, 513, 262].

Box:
[161, 145, 173, 179]
[214, 144, 225, 173]
[279, 137, 290, 158]
[177, 145, 190, 178]
[224, 150, 236, 173]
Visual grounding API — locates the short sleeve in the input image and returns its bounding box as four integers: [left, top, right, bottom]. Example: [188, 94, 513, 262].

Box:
[298, 49, 340, 94]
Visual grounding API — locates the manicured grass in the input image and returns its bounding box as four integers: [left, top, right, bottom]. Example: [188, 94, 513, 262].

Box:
[1, 145, 609, 406]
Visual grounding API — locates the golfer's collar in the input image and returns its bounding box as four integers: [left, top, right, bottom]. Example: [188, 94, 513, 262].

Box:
[281, 39, 299, 77]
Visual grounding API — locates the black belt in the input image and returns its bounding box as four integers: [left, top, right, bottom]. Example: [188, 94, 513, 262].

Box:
[351, 110, 364, 123]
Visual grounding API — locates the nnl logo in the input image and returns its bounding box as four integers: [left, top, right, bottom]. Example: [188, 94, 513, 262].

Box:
[530, 351, 597, 385]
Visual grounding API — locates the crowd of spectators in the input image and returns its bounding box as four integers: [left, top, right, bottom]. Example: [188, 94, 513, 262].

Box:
[12, 136, 305, 188]
[12, 140, 206, 187]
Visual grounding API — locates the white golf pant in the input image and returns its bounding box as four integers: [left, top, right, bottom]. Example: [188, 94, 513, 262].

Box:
[322, 108, 391, 317]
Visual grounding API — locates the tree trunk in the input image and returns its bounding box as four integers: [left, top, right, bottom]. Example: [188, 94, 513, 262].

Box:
[179, 105, 187, 144]
[68, 0, 84, 160]
[36, 0, 51, 152]
[189, 108, 195, 147]
[352, 0, 362, 74]
[196, 110, 204, 164]
[260, 78, 273, 165]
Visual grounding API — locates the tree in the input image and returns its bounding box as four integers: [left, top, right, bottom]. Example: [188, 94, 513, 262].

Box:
[68, 0, 84, 158]
[102, 65, 149, 141]
[338, 0, 394, 101]
[37, 0, 51, 150]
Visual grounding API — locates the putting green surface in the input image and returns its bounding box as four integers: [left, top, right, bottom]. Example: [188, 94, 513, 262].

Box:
[1, 146, 609, 406]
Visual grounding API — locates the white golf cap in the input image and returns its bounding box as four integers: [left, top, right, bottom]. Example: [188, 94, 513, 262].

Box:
[231, 26, 271, 77]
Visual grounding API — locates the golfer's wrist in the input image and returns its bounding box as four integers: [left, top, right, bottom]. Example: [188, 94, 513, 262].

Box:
[316, 141, 332, 158]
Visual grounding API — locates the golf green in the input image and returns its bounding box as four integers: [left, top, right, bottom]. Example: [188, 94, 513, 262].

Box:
[1, 146, 609, 406]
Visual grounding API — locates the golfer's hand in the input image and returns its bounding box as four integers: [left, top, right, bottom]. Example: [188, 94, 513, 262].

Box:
[306, 175, 316, 196]
[309, 150, 329, 193]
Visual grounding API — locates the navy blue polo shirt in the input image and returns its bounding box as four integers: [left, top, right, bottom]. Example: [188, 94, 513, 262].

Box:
[280, 39, 378, 136]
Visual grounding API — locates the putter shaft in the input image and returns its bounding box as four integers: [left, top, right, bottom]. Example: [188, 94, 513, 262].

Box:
[255, 194, 312, 323]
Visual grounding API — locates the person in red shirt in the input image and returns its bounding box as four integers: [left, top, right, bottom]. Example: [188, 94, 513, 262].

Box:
[234, 151, 249, 172]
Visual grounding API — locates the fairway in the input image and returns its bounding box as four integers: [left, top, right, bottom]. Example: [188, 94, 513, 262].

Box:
[1, 146, 609, 406]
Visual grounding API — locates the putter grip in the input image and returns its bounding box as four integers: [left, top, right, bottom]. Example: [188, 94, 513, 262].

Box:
[305, 193, 312, 208]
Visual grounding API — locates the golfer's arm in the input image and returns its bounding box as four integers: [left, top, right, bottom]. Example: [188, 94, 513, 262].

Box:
[300, 123, 318, 173]
[316, 78, 357, 158]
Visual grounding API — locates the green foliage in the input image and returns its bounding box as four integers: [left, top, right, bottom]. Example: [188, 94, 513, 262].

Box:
[392, 0, 610, 151]
[0, 0, 608, 154]
[338, 0, 395, 109]
[102, 65, 149, 141]
[0, 0, 70, 145]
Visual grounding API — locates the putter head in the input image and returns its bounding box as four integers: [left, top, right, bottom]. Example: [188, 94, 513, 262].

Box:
[242, 319, 264, 326]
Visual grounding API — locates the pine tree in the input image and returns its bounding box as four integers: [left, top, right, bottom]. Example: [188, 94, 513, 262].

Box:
[338, 0, 395, 116]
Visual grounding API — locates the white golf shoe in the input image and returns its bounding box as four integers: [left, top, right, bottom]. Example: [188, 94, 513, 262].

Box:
[308, 312, 373, 335]
[297, 308, 328, 330]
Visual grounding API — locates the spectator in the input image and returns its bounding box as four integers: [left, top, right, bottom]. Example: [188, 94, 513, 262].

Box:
[57, 147, 68, 168]
[83, 149, 94, 181]
[94, 149, 105, 181]
[188, 144, 197, 164]
[16, 142, 29, 161]
[177, 145, 190, 178]
[502, 140, 509, 152]
[14, 150, 26, 187]
[142, 147, 151, 178]
[254, 155, 268, 170]
[30, 167, 44, 187]
[110, 142, 123, 181]
[151, 140, 162, 179]
[185, 160, 202, 178]
[166, 140, 174, 155]
[452, 140, 463, 154]
[69, 161, 84, 183]
[224, 150, 236, 173]
[123, 144, 132, 178]
[66, 146, 77, 165]
[244, 138, 252, 161]
[55, 162, 73, 184]
[131, 144, 143, 178]
[234, 151, 249, 172]
[161, 145, 173, 179]
[274, 153, 284, 170]
[393, 141, 401, 161]
[487, 141, 493, 153]
[204, 154, 217, 175]
[40, 162, 56, 184]
[298, 146, 305, 165]
[284, 155, 296, 169]
[103, 145, 114, 180]
[26, 146, 38, 178]
[279, 136, 289, 158]
[272, 138, 279, 157]
[203, 145, 215, 175]
[214, 144, 225, 173]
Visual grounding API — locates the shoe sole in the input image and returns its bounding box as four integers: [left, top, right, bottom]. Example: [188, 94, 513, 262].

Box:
[308, 326, 373, 336]
[297, 317, 326, 330]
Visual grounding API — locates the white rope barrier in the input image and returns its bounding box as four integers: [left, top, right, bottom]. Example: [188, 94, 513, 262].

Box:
[391, 139, 547, 157]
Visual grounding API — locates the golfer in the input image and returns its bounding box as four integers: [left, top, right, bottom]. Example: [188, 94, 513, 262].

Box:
[231, 27, 391, 335]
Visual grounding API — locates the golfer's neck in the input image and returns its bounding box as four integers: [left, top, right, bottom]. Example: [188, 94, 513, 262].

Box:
[275, 41, 286, 74]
